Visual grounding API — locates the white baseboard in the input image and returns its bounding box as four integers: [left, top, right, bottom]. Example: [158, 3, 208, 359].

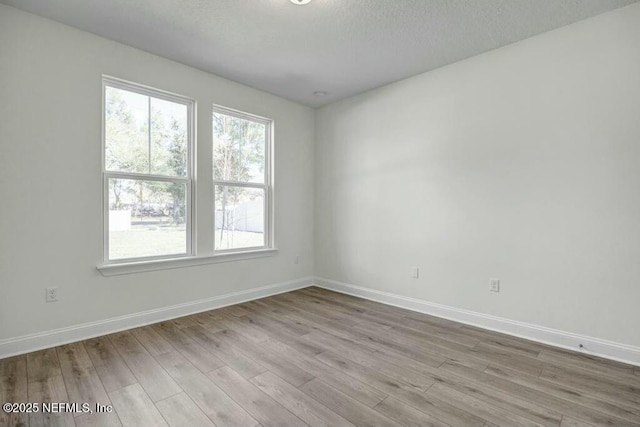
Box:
[0, 277, 313, 359]
[313, 277, 640, 367]
[5, 275, 639, 367]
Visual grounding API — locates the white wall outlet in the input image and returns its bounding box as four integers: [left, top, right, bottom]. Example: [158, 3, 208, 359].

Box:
[411, 267, 419, 279]
[294, 255, 300, 265]
[46, 287, 59, 302]
[490, 279, 500, 293]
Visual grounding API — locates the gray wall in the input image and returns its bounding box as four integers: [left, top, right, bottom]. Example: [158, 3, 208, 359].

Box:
[0, 5, 314, 341]
[315, 3, 640, 347]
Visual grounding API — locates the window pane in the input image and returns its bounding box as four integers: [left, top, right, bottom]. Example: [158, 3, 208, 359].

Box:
[213, 112, 266, 183]
[108, 178, 187, 260]
[215, 186, 265, 250]
[150, 98, 188, 177]
[105, 86, 149, 174]
[105, 86, 188, 177]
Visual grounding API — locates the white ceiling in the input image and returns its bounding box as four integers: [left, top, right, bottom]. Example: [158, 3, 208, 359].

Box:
[2, 0, 637, 107]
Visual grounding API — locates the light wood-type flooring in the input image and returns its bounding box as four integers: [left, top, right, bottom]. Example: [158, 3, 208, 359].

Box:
[1, 287, 639, 427]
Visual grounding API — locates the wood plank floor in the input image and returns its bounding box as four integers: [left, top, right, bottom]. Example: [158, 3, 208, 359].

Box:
[1, 287, 639, 427]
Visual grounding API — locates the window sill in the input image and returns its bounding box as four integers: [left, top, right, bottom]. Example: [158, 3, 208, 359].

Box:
[97, 248, 278, 276]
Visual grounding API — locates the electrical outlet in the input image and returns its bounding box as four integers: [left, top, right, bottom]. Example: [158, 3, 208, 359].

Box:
[411, 267, 419, 279]
[490, 279, 500, 293]
[46, 287, 58, 302]
[294, 255, 300, 265]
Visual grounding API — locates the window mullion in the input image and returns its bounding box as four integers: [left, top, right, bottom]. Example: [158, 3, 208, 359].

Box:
[105, 171, 189, 184]
[213, 180, 267, 189]
[148, 96, 151, 174]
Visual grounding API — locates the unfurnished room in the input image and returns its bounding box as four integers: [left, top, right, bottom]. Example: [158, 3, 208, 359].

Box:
[1, 0, 639, 426]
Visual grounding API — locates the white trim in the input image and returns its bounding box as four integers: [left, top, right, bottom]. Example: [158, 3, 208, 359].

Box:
[103, 75, 193, 106]
[6, 274, 636, 367]
[97, 248, 278, 276]
[0, 276, 311, 359]
[211, 104, 272, 128]
[313, 277, 640, 367]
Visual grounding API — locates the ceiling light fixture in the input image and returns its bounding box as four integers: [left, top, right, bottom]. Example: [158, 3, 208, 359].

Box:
[313, 91, 327, 97]
[290, 0, 312, 5]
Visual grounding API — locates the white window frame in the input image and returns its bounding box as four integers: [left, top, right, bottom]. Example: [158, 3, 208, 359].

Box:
[102, 76, 195, 264]
[212, 105, 274, 254]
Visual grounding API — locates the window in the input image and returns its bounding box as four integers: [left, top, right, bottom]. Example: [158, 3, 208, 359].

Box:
[213, 107, 272, 252]
[101, 77, 275, 271]
[103, 77, 194, 262]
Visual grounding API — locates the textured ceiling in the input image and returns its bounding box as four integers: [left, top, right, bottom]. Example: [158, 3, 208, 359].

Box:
[1, 0, 637, 107]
